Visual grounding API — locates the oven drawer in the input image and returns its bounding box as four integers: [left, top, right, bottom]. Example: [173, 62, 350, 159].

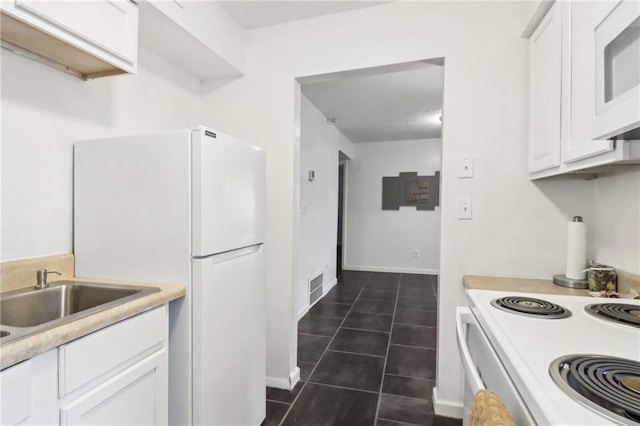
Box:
[456, 307, 536, 425]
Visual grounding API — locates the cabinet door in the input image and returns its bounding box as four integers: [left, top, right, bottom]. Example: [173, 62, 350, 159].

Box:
[528, 2, 562, 173]
[14, 0, 138, 63]
[60, 349, 168, 426]
[564, 1, 613, 164]
[0, 350, 58, 426]
[592, 0, 640, 139]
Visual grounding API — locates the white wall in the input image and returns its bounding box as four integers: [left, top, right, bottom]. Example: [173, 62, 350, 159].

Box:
[593, 170, 640, 274]
[344, 139, 441, 274]
[296, 94, 354, 317]
[198, 1, 596, 403]
[1, 47, 201, 260]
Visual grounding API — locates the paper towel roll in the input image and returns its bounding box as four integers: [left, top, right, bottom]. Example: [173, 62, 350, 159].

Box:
[566, 216, 587, 280]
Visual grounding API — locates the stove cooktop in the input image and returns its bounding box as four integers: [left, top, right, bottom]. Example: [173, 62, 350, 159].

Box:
[550, 354, 640, 425]
[491, 295, 571, 319]
[586, 303, 640, 329]
[467, 290, 640, 425]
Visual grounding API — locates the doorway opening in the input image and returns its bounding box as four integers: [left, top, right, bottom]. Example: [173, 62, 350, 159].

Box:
[294, 58, 444, 318]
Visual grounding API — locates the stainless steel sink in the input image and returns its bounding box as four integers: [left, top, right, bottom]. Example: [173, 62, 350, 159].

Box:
[0, 280, 160, 344]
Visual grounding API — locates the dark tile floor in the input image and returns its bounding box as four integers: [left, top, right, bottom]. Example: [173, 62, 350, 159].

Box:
[263, 271, 462, 426]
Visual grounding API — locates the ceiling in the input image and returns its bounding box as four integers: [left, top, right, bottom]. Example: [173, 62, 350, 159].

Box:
[217, 1, 444, 144]
[300, 60, 444, 143]
[218, 1, 389, 29]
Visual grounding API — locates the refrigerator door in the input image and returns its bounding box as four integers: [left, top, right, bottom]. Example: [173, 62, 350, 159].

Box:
[192, 127, 266, 257]
[192, 244, 266, 425]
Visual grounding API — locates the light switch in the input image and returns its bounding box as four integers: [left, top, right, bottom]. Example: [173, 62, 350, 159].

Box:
[458, 156, 474, 178]
[457, 198, 472, 219]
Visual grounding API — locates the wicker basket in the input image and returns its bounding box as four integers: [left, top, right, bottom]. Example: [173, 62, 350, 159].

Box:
[469, 390, 516, 426]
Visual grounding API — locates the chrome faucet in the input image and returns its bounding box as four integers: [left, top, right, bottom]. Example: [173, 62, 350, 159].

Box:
[35, 269, 61, 290]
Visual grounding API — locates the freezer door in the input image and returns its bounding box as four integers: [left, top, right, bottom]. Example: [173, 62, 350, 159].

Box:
[192, 245, 266, 425]
[192, 128, 266, 256]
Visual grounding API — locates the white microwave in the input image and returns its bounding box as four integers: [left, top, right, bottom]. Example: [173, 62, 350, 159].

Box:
[592, 0, 640, 140]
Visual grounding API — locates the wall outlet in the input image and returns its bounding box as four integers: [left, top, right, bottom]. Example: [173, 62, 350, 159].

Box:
[458, 156, 474, 178]
[412, 249, 420, 258]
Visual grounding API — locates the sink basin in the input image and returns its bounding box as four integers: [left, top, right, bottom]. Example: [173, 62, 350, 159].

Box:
[0, 330, 9, 338]
[0, 280, 160, 344]
[1, 283, 141, 327]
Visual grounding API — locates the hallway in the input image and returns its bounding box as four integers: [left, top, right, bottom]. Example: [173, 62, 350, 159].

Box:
[263, 271, 462, 426]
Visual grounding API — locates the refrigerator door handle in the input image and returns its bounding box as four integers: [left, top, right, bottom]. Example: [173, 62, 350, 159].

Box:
[193, 244, 262, 265]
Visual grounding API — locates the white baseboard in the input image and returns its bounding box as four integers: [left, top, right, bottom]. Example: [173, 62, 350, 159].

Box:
[432, 386, 464, 419]
[297, 278, 338, 320]
[343, 265, 439, 275]
[297, 304, 309, 321]
[266, 367, 300, 390]
[323, 278, 338, 293]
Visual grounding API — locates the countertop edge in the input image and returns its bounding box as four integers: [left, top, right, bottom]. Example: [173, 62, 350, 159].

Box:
[462, 275, 592, 297]
[0, 278, 185, 370]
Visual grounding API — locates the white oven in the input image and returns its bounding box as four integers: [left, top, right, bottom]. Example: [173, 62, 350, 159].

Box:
[592, 0, 640, 140]
[457, 290, 640, 425]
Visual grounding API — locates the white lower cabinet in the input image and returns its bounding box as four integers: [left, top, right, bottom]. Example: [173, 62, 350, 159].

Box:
[0, 350, 58, 426]
[0, 305, 168, 425]
[60, 349, 167, 425]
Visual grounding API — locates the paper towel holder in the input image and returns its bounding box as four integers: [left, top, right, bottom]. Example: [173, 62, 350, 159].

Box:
[553, 215, 588, 289]
[553, 274, 588, 289]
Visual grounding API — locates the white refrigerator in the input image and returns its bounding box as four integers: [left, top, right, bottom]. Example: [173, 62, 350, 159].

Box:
[74, 125, 266, 426]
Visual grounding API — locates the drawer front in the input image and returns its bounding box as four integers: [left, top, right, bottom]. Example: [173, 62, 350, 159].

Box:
[15, 0, 138, 63]
[59, 306, 167, 397]
[60, 348, 167, 425]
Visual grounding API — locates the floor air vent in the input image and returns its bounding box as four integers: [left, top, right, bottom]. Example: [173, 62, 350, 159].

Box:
[309, 272, 323, 305]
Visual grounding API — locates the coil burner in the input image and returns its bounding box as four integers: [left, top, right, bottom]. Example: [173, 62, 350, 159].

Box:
[550, 355, 640, 425]
[585, 303, 640, 329]
[490, 296, 571, 319]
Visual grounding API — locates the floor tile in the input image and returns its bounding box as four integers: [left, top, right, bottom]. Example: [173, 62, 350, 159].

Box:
[298, 334, 331, 363]
[360, 288, 397, 301]
[322, 290, 360, 304]
[396, 296, 437, 311]
[341, 270, 372, 280]
[282, 383, 378, 425]
[298, 315, 343, 337]
[370, 272, 401, 280]
[262, 400, 290, 426]
[398, 286, 435, 299]
[382, 375, 433, 400]
[430, 415, 462, 425]
[394, 308, 437, 327]
[376, 420, 410, 426]
[353, 299, 395, 315]
[378, 394, 433, 425]
[385, 345, 436, 379]
[366, 280, 400, 291]
[401, 273, 435, 281]
[309, 301, 352, 319]
[266, 381, 305, 404]
[333, 282, 366, 293]
[330, 328, 389, 356]
[299, 361, 315, 381]
[309, 351, 385, 392]
[399, 280, 432, 289]
[343, 311, 392, 332]
[390, 324, 436, 349]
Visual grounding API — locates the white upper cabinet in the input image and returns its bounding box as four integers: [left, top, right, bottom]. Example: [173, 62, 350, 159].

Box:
[138, 0, 244, 82]
[564, 1, 614, 164]
[0, 0, 138, 79]
[528, 1, 562, 173]
[592, 0, 640, 140]
[525, 1, 640, 180]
